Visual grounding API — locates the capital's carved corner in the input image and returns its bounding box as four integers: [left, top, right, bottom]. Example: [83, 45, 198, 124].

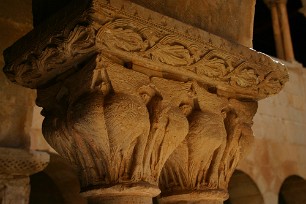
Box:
[2, 0, 288, 203]
[35, 54, 196, 200]
[159, 90, 258, 203]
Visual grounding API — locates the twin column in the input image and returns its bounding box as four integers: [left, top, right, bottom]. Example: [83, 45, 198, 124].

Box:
[2, 0, 288, 203]
[265, 0, 295, 61]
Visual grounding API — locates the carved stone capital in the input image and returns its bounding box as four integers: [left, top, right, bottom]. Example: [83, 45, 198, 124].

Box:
[35, 54, 196, 199]
[0, 147, 49, 204]
[159, 96, 258, 203]
[2, 0, 288, 203]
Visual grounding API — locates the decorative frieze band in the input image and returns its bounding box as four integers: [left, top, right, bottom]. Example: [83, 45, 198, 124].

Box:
[3, 0, 288, 100]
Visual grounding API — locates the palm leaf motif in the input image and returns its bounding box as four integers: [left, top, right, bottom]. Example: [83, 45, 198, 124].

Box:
[100, 27, 148, 52]
[150, 44, 192, 66]
[196, 57, 228, 77]
[231, 68, 259, 88]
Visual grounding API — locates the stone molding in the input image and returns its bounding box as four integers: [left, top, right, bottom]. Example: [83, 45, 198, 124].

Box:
[3, 0, 288, 100]
[0, 147, 49, 176]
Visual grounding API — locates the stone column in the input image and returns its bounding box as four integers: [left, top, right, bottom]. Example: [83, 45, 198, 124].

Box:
[270, 2, 285, 59]
[300, 0, 306, 17]
[265, 0, 294, 61]
[277, 0, 295, 62]
[2, 0, 288, 203]
[0, 148, 49, 204]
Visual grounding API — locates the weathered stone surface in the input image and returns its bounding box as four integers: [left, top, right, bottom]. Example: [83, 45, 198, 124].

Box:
[0, 147, 49, 204]
[238, 63, 306, 204]
[0, 147, 49, 176]
[0, 176, 30, 204]
[0, 0, 32, 26]
[131, 0, 256, 48]
[159, 97, 257, 203]
[3, 0, 288, 100]
[1, 0, 288, 203]
[0, 0, 34, 149]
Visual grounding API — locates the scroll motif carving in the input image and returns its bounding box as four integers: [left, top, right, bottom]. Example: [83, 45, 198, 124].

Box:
[94, 14, 287, 99]
[3, 0, 288, 99]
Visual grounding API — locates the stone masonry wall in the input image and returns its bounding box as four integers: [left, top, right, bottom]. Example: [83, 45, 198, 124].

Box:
[238, 62, 306, 204]
[0, 0, 53, 151]
[0, 0, 34, 148]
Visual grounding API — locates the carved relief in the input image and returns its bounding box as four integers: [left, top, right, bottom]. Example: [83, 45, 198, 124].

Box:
[2, 0, 288, 203]
[4, 0, 288, 99]
[96, 16, 287, 99]
[37, 55, 195, 193]
[159, 83, 258, 202]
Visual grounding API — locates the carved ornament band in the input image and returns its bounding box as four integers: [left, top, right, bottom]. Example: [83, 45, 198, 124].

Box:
[3, 0, 288, 100]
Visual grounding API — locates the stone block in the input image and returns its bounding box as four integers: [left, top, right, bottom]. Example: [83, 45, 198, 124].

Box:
[271, 90, 289, 106]
[283, 68, 304, 96]
[284, 120, 306, 145]
[0, 0, 32, 25]
[253, 114, 286, 141]
[0, 19, 32, 52]
[284, 106, 305, 123]
[0, 69, 35, 148]
[131, 0, 255, 47]
[297, 145, 306, 166]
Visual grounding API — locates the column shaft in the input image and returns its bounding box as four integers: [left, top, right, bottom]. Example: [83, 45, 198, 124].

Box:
[87, 196, 152, 204]
[278, 2, 295, 61]
[271, 4, 285, 59]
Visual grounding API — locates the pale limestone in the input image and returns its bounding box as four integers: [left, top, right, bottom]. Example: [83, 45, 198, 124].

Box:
[238, 64, 306, 204]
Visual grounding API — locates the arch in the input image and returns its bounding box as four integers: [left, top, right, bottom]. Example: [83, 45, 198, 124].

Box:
[253, 0, 306, 66]
[279, 175, 306, 204]
[29, 153, 86, 204]
[224, 170, 264, 204]
[287, 0, 306, 67]
[29, 171, 65, 204]
[253, 0, 276, 57]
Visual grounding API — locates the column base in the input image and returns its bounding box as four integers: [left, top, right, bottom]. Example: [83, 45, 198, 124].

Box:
[81, 183, 160, 204]
[159, 190, 228, 204]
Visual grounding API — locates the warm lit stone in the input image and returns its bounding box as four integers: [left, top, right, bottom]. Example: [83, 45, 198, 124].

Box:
[0, 147, 49, 204]
[2, 0, 288, 203]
